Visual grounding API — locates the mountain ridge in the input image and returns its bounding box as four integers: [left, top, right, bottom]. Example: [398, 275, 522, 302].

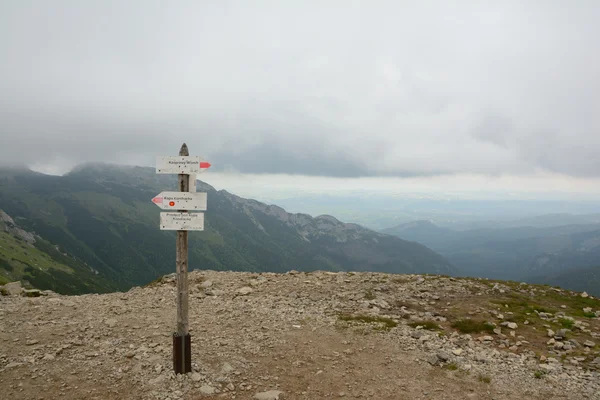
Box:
[0, 164, 456, 293]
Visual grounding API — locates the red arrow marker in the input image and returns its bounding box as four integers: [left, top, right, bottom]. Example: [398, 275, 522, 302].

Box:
[199, 162, 211, 169]
[152, 197, 163, 204]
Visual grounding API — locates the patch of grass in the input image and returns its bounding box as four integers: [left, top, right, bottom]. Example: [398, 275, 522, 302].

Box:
[338, 313, 398, 330]
[478, 374, 491, 384]
[451, 319, 495, 334]
[583, 311, 597, 318]
[534, 370, 547, 379]
[408, 320, 442, 331]
[558, 318, 575, 329]
[539, 290, 600, 314]
[364, 289, 375, 300]
[143, 276, 164, 288]
[490, 298, 553, 315]
[445, 362, 458, 371]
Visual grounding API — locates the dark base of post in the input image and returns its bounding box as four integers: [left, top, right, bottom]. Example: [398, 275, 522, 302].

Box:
[173, 333, 192, 374]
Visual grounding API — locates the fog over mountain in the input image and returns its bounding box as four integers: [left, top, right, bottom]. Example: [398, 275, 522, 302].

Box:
[1, 1, 599, 199]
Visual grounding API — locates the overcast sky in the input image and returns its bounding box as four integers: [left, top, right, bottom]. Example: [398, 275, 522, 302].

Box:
[1, 1, 599, 198]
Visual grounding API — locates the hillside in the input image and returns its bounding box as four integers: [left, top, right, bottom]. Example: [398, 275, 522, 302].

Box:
[1, 271, 599, 399]
[529, 266, 600, 297]
[0, 210, 117, 294]
[0, 165, 455, 293]
[383, 220, 600, 290]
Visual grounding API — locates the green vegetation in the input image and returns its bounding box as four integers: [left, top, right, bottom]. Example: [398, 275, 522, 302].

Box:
[0, 165, 456, 294]
[338, 313, 398, 330]
[478, 374, 491, 384]
[364, 289, 376, 300]
[408, 320, 441, 331]
[444, 362, 458, 371]
[558, 318, 575, 329]
[451, 319, 495, 334]
[534, 370, 548, 379]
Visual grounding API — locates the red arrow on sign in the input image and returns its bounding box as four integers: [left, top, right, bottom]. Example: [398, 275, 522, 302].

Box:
[152, 197, 163, 204]
[200, 162, 211, 169]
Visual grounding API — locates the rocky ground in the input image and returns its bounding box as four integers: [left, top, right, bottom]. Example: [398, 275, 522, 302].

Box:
[1, 271, 600, 400]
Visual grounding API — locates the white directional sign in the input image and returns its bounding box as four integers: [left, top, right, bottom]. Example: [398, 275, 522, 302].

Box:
[156, 156, 211, 174]
[152, 192, 207, 210]
[160, 212, 204, 231]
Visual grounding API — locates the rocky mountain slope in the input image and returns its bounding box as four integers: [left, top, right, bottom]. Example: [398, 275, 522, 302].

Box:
[0, 165, 455, 294]
[1, 271, 599, 399]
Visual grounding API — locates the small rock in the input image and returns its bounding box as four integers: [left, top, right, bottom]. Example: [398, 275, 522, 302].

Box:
[221, 362, 234, 373]
[411, 331, 423, 339]
[554, 342, 564, 350]
[4, 281, 22, 296]
[191, 372, 202, 382]
[199, 385, 216, 395]
[42, 353, 55, 361]
[539, 364, 555, 371]
[547, 329, 555, 338]
[581, 292, 589, 298]
[418, 335, 431, 343]
[584, 340, 596, 347]
[452, 349, 463, 356]
[436, 352, 450, 362]
[427, 355, 439, 365]
[105, 319, 117, 328]
[26, 340, 39, 346]
[493, 328, 502, 335]
[236, 287, 254, 296]
[253, 390, 284, 400]
[480, 336, 494, 342]
[22, 289, 42, 297]
[500, 322, 518, 330]
[201, 280, 213, 288]
[555, 329, 568, 340]
[561, 305, 567, 309]
[583, 307, 592, 313]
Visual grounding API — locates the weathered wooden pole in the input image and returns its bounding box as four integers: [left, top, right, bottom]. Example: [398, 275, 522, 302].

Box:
[173, 142, 191, 374]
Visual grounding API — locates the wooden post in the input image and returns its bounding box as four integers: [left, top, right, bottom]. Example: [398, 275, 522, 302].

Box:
[173, 142, 191, 374]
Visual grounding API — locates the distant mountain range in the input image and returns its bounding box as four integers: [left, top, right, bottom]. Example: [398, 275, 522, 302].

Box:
[382, 220, 600, 295]
[0, 165, 455, 294]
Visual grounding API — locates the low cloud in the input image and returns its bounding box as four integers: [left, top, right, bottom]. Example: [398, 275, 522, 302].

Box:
[0, 1, 599, 178]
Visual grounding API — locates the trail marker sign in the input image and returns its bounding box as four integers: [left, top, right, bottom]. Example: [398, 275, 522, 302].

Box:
[151, 192, 207, 211]
[154, 143, 211, 375]
[160, 212, 204, 231]
[156, 156, 211, 174]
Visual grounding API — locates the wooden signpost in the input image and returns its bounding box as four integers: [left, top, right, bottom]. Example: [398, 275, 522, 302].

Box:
[154, 143, 210, 374]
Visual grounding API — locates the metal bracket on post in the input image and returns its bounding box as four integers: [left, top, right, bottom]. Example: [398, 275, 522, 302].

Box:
[173, 333, 191, 374]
